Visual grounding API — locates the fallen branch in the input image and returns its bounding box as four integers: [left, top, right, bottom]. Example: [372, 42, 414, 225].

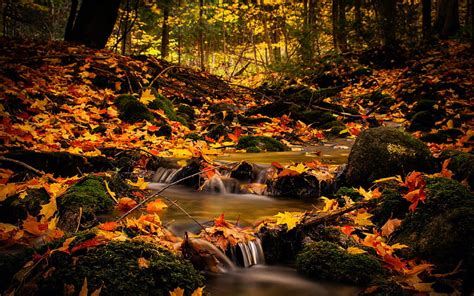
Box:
[0, 156, 59, 182]
[302, 201, 372, 228]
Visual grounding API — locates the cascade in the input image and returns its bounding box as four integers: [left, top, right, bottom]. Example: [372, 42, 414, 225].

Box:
[228, 238, 265, 267]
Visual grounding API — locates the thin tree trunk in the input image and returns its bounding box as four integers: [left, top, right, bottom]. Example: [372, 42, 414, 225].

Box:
[198, 0, 205, 70]
[64, 0, 78, 40]
[161, 3, 170, 59]
[422, 0, 432, 41]
[332, 0, 339, 51]
[435, 0, 460, 38]
[338, 0, 347, 52]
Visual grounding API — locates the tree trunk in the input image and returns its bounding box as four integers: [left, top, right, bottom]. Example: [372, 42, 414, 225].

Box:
[354, 0, 362, 40]
[332, 0, 339, 51]
[64, 0, 78, 40]
[422, 0, 432, 40]
[377, 0, 397, 47]
[337, 0, 347, 52]
[65, 0, 121, 49]
[161, 3, 170, 59]
[198, 0, 205, 70]
[435, 0, 460, 38]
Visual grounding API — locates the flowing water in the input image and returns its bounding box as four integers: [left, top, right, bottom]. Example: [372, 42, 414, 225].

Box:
[147, 140, 359, 296]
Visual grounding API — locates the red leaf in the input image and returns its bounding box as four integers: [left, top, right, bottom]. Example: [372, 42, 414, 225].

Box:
[271, 162, 283, 169]
[99, 222, 119, 231]
[341, 225, 355, 236]
[214, 213, 229, 227]
[71, 238, 103, 253]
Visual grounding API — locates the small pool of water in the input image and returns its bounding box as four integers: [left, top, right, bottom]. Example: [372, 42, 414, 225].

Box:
[213, 138, 354, 165]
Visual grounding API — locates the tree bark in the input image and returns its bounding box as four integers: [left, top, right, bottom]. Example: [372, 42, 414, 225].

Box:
[65, 0, 121, 49]
[435, 0, 460, 38]
[64, 0, 78, 40]
[377, 0, 397, 47]
[422, 0, 432, 40]
[161, 3, 170, 59]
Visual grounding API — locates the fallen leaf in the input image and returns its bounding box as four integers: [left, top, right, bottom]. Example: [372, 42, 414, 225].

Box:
[347, 247, 367, 255]
[169, 287, 185, 296]
[116, 197, 138, 211]
[127, 177, 148, 190]
[98, 221, 119, 231]
[79, 278, 88, 296]
[138, 257, 150, 269]
[145, 199, 168, 213]
[381, 218, 402, 237]
[274, 211, 303, 231]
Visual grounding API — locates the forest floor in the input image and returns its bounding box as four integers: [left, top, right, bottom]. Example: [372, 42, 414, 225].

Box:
[0, 37, 473, 295]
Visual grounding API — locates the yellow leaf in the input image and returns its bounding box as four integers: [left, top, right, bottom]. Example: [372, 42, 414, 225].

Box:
[169, 287, 185, 296]
[319, 196, 339, 213]
[140, 89, 155, 105]
[191, 287, 204, 296]
[127, 177, 148, 190]
[91, 286, 102, 296]
[351, 211, 374, 226]
[43, 182, 68, 198]
[0, 183, 18, 202]
[357, 187, 382, 200]
[79, 277, 88, 296]
[145, 199, 168, 213]
[54, 236, 76, 254]
[274, 211, 303, 231]
[391, 243, 409, 250]
[287, 163, 307, 174]
[104, 180, 118, 203]
[39, 197, 57, 220]
[373, 175, 403, 183]
[346, 247, 367, 255]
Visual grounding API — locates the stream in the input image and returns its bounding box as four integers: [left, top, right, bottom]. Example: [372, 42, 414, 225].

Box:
[147, 139, 360, 296]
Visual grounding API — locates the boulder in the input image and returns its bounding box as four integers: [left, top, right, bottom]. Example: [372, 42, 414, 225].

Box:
[345, 127, 435, 186]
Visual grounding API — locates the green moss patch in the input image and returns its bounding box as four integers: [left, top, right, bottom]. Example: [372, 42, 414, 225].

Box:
[296, 241, 385, 285]
[115, 94, 154, 123]
[237, 136, 287, 152]
[37, 240, 203, 296]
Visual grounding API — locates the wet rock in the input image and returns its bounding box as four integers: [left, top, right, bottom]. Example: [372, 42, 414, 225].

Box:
[230, 162, 255, 183]
[321, 120, 347, 138]
[371, 186, 410, 227]
[296, 241, 385, 285]
[36, 240, 203, 296]
[408, 111, 438, 131]
[0, 247, 34, 292]
[345, 127, 436, 186]
[393, 178, 474, 276]
[237, 115, 272, 125]
[269, 173, 320, 199]
[171, 160, 202, 188]
[257, 226, 303, 264]
[438, 150, 474, 189]
[236, 136, 287, 152]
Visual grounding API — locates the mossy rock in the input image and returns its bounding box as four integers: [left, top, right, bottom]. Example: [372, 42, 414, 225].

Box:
[257, 225, 304, 264]
[321, 120, 346, 137]
[408, 111, 438, 132]
[335, 187, 363, 202]
[230, 161, 255, 182]
[58, 176, 114, 231]
[206, 123, 229, 140]
[297, 110, 335, 126]
[345, 127, 435, 186]
[177, 104, 195, 120]
[393, 178, 474, 274]
[115, 94, 154, 123]
[269, 173, 320, 199]
[296, 241, 385, 285]
[148, 93, 187, 126]
[439, 150, 474, 189]
[371, 188, 410, 227]
[0, 188, 50, 224]
[237, 115, 272, 125]
[36, 240, 203, 296]
[0, 248, 34, 292]
[236, 136, 287, 152]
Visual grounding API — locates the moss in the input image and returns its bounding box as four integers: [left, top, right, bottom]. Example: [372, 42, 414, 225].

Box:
[0, 188, 50, 224]
[321, 120, 346, 137]
[336, 187, 363, 201]
[0, 248, 34, 292]
[298, 110, 335, 126]
[59, 176, 112, 214]
[408, 111, 437, 132]
[185, 133, 202, 141]
[206, 124, 228, 140]
[393, 178, 474, 273]
[371, 188, 410, 227]
[237, 136, 287, 152]
[237, 115, 272, 125]
[37, 240, 203, 296]
[439, 150, 474, 188]
[115, 94, 154, 123]
[296, 241, 385, 285]
[258, 226, 304, 264]
[269, 173, 320, 199]
[177, 104, 195, 119]
[345, 127, 435, 186]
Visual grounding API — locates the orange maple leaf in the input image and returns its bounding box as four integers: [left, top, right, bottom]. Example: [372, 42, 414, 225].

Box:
[214, 213, 229, 227]
[116, 197, 138, 211]
[145, 199, 168, 213]
[98, 221, 119, 231]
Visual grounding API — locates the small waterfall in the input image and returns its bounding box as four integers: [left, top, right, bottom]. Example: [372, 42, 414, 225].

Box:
[152, 167, 181, 183]
[203, 175, 241, 194]
[187, 238, 236, 272]
[255, 167, 275, 184]
[228, 238, 265, 267]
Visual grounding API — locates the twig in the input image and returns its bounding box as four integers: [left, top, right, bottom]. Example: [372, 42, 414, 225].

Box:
[303, 201, 371, 227]
[311, 105, 362, 118]
[0, 156, 59, 182]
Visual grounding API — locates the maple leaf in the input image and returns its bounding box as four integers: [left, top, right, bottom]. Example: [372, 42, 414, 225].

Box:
[401, 172, 426, 212]
[71, 237, 104, 253]
[146, 199, 168, 213]
[245, 183, 267, 195]
[347, 247, 367, 255]
[43, 182, 69, 198]
[98, 221, 119, 231]
[0, 183, 18, 202]
[22, 215, 48, 236]
[227, 127, 242, 142]
[39, 197, 57, 221]
[191, 287, 204, 296]
[214, 213, 229, 227]
[116, 197, 138, 211]
[140, 89, 156, 105]
[169, 287, 185, 296]
[0, 168, 14, 185]
[274, 211, 303, 231]
[340, 225, 355, 236]
[127, 177, 148, 190]
[381, 218, 402, 237]
[357, 187, 382, 200]
[54, 236, 76, 254]
[79, 278, 88, 296]
[351, 211, 374, 226]
[319, 196, 339, 213]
